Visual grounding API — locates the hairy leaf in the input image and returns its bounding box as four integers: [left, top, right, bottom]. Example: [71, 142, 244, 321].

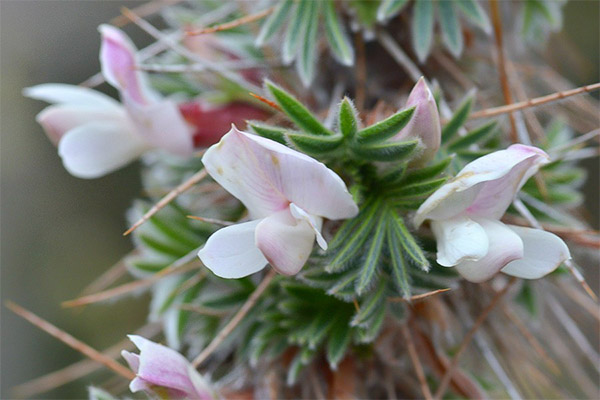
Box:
[355, 106, 415, 144]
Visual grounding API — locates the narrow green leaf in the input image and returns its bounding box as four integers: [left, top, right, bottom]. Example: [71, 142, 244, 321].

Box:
[355, 222, 386, 295]
[328, 198, 379, 250]
[438, 0, 463, 57]
[355, 106, 415, 144]
[327, 268, 361, 296]
[324, 0, 355, 65]
[249, 122, 290, 144]
[201, 290, 250, 309]
[412, 0, 434, 62]
[389, 214, 430, 271]
[352, 280, 386, 326]
[441, 95, 473, 143]
[338, 97, 359, 138]
[379, 163, 407, 186]
[282, 0, 308, 63]
[287, 350, 306, 385]
[390, 177, 447, 198]
[138, 235, 189, 258]
[447, 121, 497, 151]
[351, 140, 419, 162]
[256, 0, 293, 46]
[287, 132, 344, 155]
[357, 300, 386, 343]
[297, 0, 320, 86]
[307, 311, 337, 349]
[327, 316, 353, 369]
[266, 81, 333, 135]
[402, 156, 452, 184]
[387, 220, 411, 298]
[377, 0, 410, 21]
[455, 0, 491, 33]
[393, 198, 424, 210]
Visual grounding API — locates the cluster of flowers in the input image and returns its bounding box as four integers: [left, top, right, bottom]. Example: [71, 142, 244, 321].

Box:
[27, 25, 570, 398]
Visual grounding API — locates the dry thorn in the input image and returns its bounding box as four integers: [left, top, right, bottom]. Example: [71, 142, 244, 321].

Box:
[79, 253, 132, 296]
[433, 278, 517, 399]
[6, 302, 135, 381]
[249, 92, 282, 112]
[388, 288, 451, 303]
[185, 7, 275, 36]
[469, 82, 600, 120]
[401, 324, 433, 400]
[192, 269, 277, 367]
[187, 215, 234, 226]
[124, 169, 208, 236]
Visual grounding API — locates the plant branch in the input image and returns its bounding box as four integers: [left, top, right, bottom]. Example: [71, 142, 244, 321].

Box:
[401, 324, 433, 400]
[185, 6, 275, 35]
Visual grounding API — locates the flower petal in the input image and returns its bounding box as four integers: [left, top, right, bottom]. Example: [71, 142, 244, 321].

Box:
[23, 83, 120, 109]
[121, 350, 140, 372]
[454, 219, 524, 283]
[415, 144, 549, 226]
[501, 225, 570, 279]
[289, 202, 326, 250]
[58, 121, 146, 178]
[255, 208, 316, 275]
[431, 216, 488, 267]
[126, 99, 194, 157]
[99, 24, 155, 105]
[198, 220, 268, 279]
[36, 104, 127, 146]
[395, 77, 441, 163]
[202, 126, 358, 219]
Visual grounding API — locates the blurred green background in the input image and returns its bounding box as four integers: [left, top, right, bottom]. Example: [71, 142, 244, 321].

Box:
[1, 0, 598, 398]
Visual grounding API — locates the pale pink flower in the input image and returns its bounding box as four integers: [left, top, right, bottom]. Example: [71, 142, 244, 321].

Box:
[24, 24, 193, 178]
[415, 144, 570, 282]
[198, 126, 359, 278]
[121, 335, 214, 399]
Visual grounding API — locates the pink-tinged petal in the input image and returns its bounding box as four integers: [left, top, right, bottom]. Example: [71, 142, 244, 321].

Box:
[58, 121, 147, 178]
[431, 216, 488, 267]
[187, 365, 216, 400]
[501, 226, 570, 279]
[202, 126, 358, 219]
[129, 376, 153, 394]
[290, 203, 326, 250]
[36, 104, 127, 146]
[99, 24, 153, 105]
[198, 220, 268, 279]
[121, 350, 140, 372]
[128, 335, 198, 398]
[395, 77, 441, 163]
[414, 144, 549, 226]
[454, 219, 524, 283]
[255, 208, 316, 275]
[126, 99, 194, 157]
[23, 84, 120, 109]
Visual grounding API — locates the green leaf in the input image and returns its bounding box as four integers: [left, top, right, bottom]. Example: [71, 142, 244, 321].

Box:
[351, 140, 419, 162]
[516, 281, 538, 316]
[327, 316, 353, 369]
[356, 300, 386, 343]
[307, 311, 337, 349]
[402, 156, 452, 184]
[287, 132, 344, 155]
[88, 387, 118, 400]
[355, 221, 386, 295]
[356, 106, 415, 144]
[455, 0, 491, 33]
[379, 163, 407, 186]
[201, 290, 250, 309]
[282, 0, 309, 63]
[138, 234, 190, 258]
[438, 0, 463, 57]
[339, 97, 359, 139]
[387, 221, 411, 298]
[352, 280, 386, 326]
[324, 0, 355, 66]
[390, 177, 447, 198]
[389, 213, 430, 271]
[249, 122, 290, 144]
[441, 95, 474, 143]
[266, 81, 333, 135]
[256, 0, 293, 46]
[327, 268, 361, 297]
[297, 0, 320, 86]
[377, 0, 410, 21]
[447, 121, 497, 151]
[412, 0, 434, 62]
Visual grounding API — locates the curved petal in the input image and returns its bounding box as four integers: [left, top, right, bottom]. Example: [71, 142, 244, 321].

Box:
[394, 77, 441, 163]
[99, 24, 155, 105]
[454, 219, 524, 283]
[121, 350, 140, 372]
[58, 121, 147, 178]
[289, 203, 326, 250]
[501, 225, 570, 279]
[414, 144, 549, 226]
[23, 83, 120, 109]
[202, 126, 358, 219]
[126, 99, 194, 157]
[36, 104, 127, 145]
[431, 216, 488, 267]
[198, 220, 268, 279]
[255, 208, 316, 275]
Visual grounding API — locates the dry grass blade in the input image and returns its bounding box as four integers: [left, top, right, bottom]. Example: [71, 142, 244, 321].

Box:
[388, 288, 451, 303]
[124, 169, 208, 236]
[401, 324, 434, 400]
[6, 302, 135, 381]
[62, 257, 201, 308]
[187, 215, 234, 226]
[111, 0, 183, 27]
[469, 82, 600, 120]
[192, 269, 277, 367]
[185, 6, 275, 35]
[79, 253, 133, 296]
[433, 278, 516, 399]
